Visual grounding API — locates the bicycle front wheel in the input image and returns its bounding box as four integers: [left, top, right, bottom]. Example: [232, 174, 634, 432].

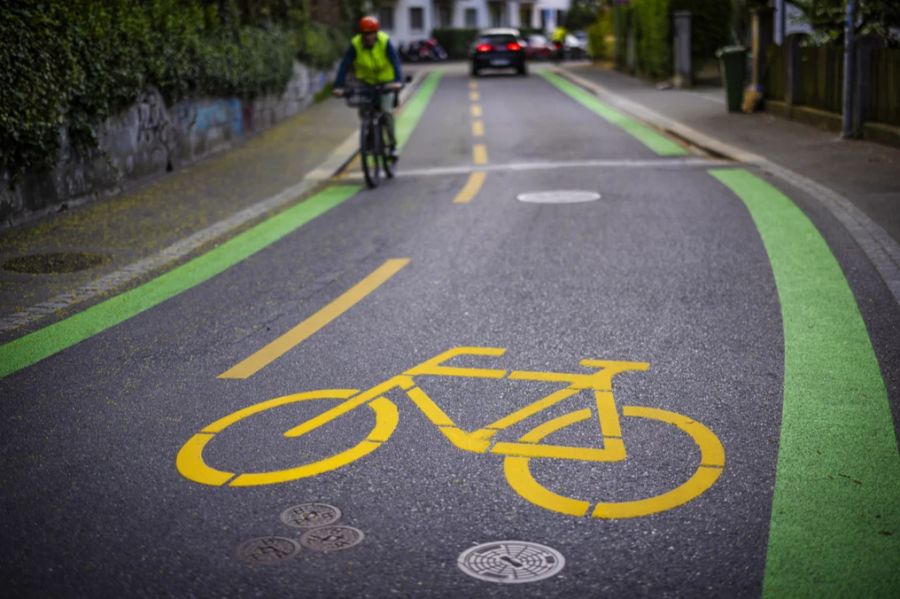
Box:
[176, 389, 399, 487]
[360, 118, 381, 189]
[381, 119, 394, 179]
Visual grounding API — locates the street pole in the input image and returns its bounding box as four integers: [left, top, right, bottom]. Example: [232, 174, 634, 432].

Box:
[842, 0, 857, 138]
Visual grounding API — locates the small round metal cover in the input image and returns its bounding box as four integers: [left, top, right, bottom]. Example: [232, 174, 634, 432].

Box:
[516, 190, 601, 204]
[236, 536, 300, 565]
[458, 541, 565, 584]
[299, 525, 365, 552]
[280, 503, 342, 529]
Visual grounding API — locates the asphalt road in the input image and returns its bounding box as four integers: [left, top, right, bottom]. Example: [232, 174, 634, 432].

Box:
[1, 64, 897, 597]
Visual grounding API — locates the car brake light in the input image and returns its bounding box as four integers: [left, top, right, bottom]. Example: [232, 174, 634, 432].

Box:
[507, 42, 522, 52]
[476, 43, 493, 53]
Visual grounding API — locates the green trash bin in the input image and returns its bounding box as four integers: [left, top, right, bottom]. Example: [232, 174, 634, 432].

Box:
[716, 46, 747, 112]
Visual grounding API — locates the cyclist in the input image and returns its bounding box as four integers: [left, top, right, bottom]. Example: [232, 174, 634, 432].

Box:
[333, 16, 404, 161]
[551, 25, 567, 63]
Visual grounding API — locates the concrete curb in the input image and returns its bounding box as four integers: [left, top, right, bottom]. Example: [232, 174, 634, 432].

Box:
[555, 67, 900, 306]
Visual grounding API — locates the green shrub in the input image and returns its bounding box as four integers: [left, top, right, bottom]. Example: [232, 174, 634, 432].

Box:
[587, 9, 614, 60]
[611, 0, 732, 78]
[0, 0, 346, 187]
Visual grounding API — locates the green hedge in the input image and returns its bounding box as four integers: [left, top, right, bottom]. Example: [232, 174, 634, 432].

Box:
[0, 0, 346, 187]
[612, 0, 731, 78]
[431, 28, 480, 59]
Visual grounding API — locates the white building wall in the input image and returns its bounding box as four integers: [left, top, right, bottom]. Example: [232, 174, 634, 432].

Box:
[382, 1, 569, 46]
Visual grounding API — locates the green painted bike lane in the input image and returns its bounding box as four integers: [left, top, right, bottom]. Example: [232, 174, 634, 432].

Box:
[542, 69, 898, 593]
[0, 71, 444, 379]
[712, 170, 899, 596]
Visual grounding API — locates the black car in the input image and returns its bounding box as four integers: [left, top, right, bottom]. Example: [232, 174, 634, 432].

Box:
[469, 28, 527, 77]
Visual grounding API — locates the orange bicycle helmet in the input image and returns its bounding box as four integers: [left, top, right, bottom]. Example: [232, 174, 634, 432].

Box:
[359, 16, 379, 33]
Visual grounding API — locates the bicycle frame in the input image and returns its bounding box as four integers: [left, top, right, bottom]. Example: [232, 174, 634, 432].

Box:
[346, 84, 396, 188]
[178, 347, 725, 519]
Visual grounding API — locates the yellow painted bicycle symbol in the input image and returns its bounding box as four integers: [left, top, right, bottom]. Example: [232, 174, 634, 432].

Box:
[178, 347, 724, 519]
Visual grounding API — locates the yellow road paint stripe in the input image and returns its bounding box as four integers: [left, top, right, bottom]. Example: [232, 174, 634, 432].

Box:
[229, 440, 384, 487]
[471, 104, 482, 118]
[469, 81, 478, 90]
[453, 171, 487, 204]
[484, 388, 580, 432]
[592, 466, 723, 519]
[504, 457, 591, 517]
[220, 258, 410, 379]
[595, 391, 623, 438]
[473, 144, 488, 165]
[472, 120, 485, 137]
[470, 91, 480, 101]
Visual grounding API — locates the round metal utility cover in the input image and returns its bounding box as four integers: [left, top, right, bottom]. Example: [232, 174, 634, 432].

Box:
[516, 191, 601, 204]
[458, 541, 565, 584]
[280, 503, 342, 529]
[236, 537, 300, 565]
[299, 525, 365, 552]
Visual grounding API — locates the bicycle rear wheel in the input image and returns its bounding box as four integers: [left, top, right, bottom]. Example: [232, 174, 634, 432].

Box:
[381, 119, 394, 179]
[360, 118, 381, 189]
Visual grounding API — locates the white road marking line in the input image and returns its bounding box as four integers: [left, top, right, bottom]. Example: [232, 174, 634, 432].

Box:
[556, 68, 900, 305]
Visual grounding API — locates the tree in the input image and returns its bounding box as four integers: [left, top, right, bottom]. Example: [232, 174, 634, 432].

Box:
[792, 0, 900, 44]
[566, 0, 604, 31]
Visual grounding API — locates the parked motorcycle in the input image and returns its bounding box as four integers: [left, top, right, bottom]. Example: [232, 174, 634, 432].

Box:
[400, 38, 448, 62]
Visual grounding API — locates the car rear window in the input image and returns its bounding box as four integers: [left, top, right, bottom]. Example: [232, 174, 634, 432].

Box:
[479, 34, 517, 45]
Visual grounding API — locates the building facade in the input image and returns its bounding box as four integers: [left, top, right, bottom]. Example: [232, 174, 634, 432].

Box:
[373, 1, 571, 46]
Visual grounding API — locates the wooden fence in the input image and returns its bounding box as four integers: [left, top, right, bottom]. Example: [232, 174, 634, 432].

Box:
[764, 39, 899, 128]
[871, 48, 900, 126]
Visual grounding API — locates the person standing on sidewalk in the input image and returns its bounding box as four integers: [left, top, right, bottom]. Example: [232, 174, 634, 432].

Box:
[332, 16, 404, 160]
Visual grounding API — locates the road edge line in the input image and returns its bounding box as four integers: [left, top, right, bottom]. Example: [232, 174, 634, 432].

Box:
[0, 185, 361, 379]
[710, 168, 899, 596]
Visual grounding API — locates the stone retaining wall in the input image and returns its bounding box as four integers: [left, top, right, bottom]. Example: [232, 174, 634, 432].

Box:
[1, 62, 332, 228]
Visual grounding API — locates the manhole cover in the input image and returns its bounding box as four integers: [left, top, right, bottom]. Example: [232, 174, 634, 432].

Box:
[516, 191, 601, 204]
[236, 536, 300, 565]
[458, 541, 565, 584]
[299, 525, 365, 552]
[281, 503, 342, 529]
[2, 252, 109, 274]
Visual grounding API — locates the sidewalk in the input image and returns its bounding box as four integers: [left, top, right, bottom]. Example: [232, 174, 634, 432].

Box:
[0, 91, 360, 343]
[559, 63, 900, 303]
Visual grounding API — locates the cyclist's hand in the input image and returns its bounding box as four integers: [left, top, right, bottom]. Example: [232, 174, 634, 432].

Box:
[332, 88, 345, 97]
[385, 82, 403, 91]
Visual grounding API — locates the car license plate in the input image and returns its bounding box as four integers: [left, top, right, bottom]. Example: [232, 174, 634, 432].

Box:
[490, 59, 509, 66]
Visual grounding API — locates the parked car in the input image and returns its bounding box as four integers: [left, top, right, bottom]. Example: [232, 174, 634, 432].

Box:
[565, 32, 589, 60]
[469, 28, 527, 76]
[524, 34, 553, 61]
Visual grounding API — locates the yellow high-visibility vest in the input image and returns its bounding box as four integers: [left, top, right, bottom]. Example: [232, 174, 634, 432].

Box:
[351, 31, 396, 84]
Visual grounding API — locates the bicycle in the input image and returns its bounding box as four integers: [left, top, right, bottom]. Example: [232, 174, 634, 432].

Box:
[343, 83, 400, 189]
[177, 347, 725, 520]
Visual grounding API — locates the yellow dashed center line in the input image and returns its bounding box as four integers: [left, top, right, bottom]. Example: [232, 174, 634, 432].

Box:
[219, 259, 410, 379]
[453, 172, 487, 204]
[473, 144, 488, 165]
[470, 91, 480, 102]
[472, 120, 485, 137]
[471, 105, 482, 118]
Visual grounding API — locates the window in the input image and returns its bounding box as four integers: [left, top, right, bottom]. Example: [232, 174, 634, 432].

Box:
[519, 3, 533, 29]
[437, 4, 452, 28]
[464, 8, 477, 28]
[488, 2, 505, 28]
[377, 6, 394, 31]
[409, 7, 424, 31]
